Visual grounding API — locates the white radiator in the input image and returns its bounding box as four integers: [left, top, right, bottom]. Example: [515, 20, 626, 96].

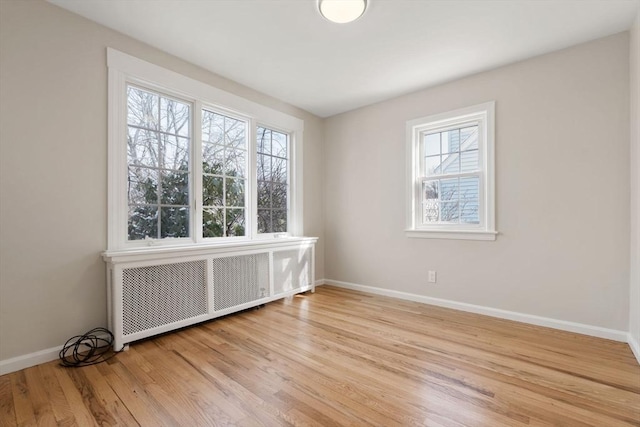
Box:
[104, 238, 317, 350]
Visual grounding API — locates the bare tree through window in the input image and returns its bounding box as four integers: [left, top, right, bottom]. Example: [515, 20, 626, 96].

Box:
[127, 86, 191, 240]
[201, 110, 247, 238]
[257, 127, 288, 233]
[422, 126, 480, 224]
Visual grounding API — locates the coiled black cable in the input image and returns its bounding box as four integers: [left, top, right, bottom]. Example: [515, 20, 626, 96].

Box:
[59, 327, 120, 367]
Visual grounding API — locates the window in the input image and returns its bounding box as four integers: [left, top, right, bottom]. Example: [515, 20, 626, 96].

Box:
[406, 102, 496, 240]
[257, 127, 289, 233]
[127, 86, 191, 240]
[201, 110, 247, 238]
[108, 49, 303, 250]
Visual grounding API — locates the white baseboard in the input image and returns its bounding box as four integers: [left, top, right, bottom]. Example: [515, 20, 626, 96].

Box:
[0, 346, 61, 376]
[1, 279, 635, 375]
[628, 333, 640, 364]
[323, 279, 629, 343]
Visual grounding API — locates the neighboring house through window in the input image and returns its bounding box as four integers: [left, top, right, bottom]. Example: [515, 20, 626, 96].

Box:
[406, 102, 497, 240]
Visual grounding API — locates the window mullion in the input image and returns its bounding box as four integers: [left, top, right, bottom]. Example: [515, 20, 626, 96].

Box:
[193, 102, 203, 243]
[248, 119, 257, 240]
[156, 130, 162, 239]
[419, 170, 480, 181]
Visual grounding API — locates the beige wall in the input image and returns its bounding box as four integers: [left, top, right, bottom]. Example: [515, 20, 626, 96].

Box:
[630, 9, 640, 347]
[0, 0, 325, 361]
[324, 33, 631, 330]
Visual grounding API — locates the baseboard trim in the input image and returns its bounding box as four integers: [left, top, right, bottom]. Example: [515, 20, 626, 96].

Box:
[1, 279, 634, 375]
[323, 279, 629, 342]
[0, 346, 61, 376]
[628, 333, 640, 364]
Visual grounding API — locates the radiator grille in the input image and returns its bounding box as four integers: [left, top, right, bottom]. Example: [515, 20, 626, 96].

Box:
[122, 260, 207, 335]
[273, 248, 311, 295]
[212, 253, 269, 311]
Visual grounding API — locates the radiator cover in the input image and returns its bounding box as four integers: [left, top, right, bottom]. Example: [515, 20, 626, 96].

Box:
[104, 238, 317, 350]
[122, 260, 207, 335]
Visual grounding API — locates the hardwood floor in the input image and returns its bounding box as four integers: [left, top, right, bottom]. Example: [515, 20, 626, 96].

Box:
[1, 285, 639, 426]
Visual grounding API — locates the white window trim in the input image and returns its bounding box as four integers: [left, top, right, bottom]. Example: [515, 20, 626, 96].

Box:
[405, 101, 497, 241]
[107, 48, 304, 251]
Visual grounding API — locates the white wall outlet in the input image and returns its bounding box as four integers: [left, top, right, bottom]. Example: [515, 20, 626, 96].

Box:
[428, 270, 437, 283]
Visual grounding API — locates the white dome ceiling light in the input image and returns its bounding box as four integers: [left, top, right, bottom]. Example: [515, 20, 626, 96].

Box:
[318, 0, 367, 24]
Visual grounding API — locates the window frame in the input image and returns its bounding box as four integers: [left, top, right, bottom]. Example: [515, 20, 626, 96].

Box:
[405, 102, 497, 241]
[108, 48, 304, 251]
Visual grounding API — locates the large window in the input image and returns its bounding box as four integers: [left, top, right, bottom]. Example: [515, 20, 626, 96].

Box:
[406, 102, 496, 240]
[108, 49, 303, 250]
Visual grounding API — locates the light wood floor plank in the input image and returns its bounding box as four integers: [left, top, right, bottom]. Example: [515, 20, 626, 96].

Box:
[0, 374, 16, 427]
[0, 286, 638, 426]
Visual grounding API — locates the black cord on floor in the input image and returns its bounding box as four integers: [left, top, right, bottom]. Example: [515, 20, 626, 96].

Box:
[59, 327, 121, 367]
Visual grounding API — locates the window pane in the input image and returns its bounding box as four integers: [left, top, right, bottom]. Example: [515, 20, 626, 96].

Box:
[202, 110, 224, 144]
[128, 127, 158, 167]
[441, 131, 455, 154]
[226, 208, 245, 237]
[225, 148, 246, 178]
[258, 181, 271, 208]
[203, 207, 223, 237]
[257, 154, 271, 181]
[160, 207, 189, 238]
[160, 97, 190, 137]
[161, 171, 189, 205]
[441, 152, 460, 174]
[161, 135, 189, 171]
[459, 176, 479, 201]
[272, 183, 287, 210]
[440, 178, 459, 201]
[460, 126, 478, 149]
[460, 149, 478, 173]
[440, 201, 459, 222]
[272, 131, 287, 157]
[203, 175, 223, 206]
[425, 155, 442, 176]
[422, 180, 439, 223]
[461, 203, 479, 224]
[225, 117, 246, 149]
[127, 87, 158, 130]
[271, 157, 287, 183]
[128, 167, 158, 205]
[257, 127, 271, 154]
[203, 143, 224, 175]
[272, 209, 287, 233]
[128, 205, 158, 240]
[460, 176, 480, 224]
[258, 209, 271, 233]
[225, 177, 245, 207]
[424, 133, 440, 156]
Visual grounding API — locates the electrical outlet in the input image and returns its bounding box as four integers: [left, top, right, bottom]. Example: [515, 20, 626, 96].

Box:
[428, 270, 437, 283]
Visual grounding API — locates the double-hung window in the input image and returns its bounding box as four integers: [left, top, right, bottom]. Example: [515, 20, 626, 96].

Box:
[107, 49, 303, 250]
[406, 102, 497, 240]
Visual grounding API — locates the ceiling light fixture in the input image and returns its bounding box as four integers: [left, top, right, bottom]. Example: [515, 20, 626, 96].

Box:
[318, 0, 367, 24]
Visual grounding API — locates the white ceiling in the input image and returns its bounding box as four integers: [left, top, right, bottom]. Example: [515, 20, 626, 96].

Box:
[48, 0, 638, 118]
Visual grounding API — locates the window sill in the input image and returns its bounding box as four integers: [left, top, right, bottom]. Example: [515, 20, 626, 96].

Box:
[103, 236, 318, 263]
[405, 229, 497, 241]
